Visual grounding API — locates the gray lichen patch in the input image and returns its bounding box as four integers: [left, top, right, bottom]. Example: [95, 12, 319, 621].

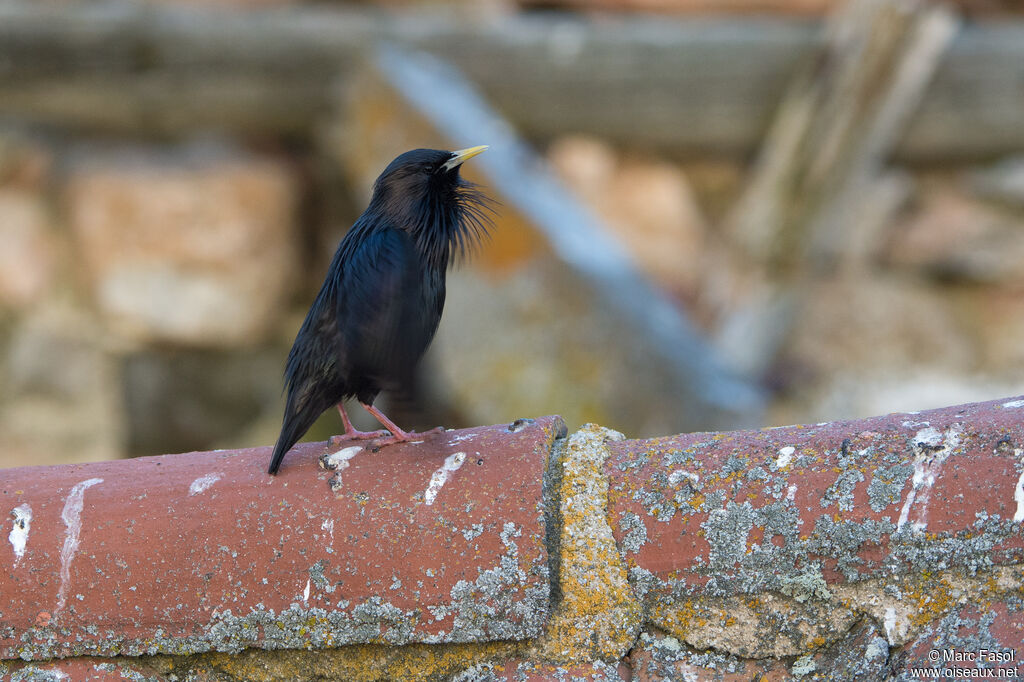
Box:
[778, 565, 832, 603]
[867, 464, 914, 512]
[618, 512, 648, 555]
[309, 559, 336, 594]
[426, 522, 550, 643]
[453, 658, 627, 682]
[790, 653, 816, 677]
[703, 501, 755, 570]
[820, 468, 865, 511]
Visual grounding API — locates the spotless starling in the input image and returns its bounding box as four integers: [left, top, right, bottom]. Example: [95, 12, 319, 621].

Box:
[267, 146, 492, 475]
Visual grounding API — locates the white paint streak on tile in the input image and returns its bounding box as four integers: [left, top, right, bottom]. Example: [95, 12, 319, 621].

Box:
[55, 478, 103, 617]
[303, 578, 311, 602]
[188, 472, 223, 496]
[424, 452, 466, 506]
[1002, 399, 1024, 409]
[1014, 470, 1024, 523]
[897, 484, 919, 530]
[8, 504, 31, 566]
[775, 446, 795, 469]
[321, 518, 335, 541]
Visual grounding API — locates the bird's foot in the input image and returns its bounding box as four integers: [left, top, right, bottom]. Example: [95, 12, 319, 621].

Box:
[330, 429, 390, 446]
[370, 426, 445, 450]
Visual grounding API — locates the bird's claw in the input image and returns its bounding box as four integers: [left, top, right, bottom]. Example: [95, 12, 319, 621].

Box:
[369, 426, 445, 451]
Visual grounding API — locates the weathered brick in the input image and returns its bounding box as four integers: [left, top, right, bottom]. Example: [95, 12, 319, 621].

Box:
[607, 396, 1024, 656]
[0, 418, 563, 659]
[65, 143, 298, 346]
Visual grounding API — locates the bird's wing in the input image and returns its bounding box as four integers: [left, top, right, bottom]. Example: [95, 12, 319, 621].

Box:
[338, 226, 436, 388]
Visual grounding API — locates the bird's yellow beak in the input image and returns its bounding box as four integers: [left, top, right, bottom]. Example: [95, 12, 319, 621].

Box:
[442, 145, 488, 171]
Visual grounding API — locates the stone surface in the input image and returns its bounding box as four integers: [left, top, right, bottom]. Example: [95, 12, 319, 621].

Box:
[548, 135, 709, 295]
[628, 622, 893, 681]
[65, 141, 298, 346]
[607, 396, 1024, 656]
[0, 189, 53, 309]
[886, 185, 1024, 284]
[786, 275, 972, 381]
[0, 306, 122, 468]
[628, 631, 792, 681]
[0, 417, 563, 659]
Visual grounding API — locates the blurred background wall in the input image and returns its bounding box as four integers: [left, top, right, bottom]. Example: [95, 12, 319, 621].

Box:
[1, 0, 1023, 468]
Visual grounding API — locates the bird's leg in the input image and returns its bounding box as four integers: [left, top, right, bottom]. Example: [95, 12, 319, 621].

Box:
[360, 402, 444, 446]
[329, 403, 389, 446]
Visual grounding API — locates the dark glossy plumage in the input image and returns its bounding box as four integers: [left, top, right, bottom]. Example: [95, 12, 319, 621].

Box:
[267, 147, 491, 474]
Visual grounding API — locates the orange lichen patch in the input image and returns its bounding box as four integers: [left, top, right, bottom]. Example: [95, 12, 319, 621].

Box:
[1, 642, 527, 682]
[532, 424, 641, 664]
[163, 641, 523, 682]
[906, 577, 957, 628]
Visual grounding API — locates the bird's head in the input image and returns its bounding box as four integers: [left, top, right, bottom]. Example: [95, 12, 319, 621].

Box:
[369, 147, 493, 265]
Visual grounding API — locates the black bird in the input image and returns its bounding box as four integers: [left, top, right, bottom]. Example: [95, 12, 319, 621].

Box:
[267, 146, 492, 475]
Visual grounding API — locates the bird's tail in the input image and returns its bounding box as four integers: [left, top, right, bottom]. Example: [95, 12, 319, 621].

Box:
[267, 399, 324, 475]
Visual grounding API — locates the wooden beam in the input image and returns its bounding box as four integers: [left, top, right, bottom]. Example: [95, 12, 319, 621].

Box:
[1, 2, 1022, 161]
[728, 0, 957, 269]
